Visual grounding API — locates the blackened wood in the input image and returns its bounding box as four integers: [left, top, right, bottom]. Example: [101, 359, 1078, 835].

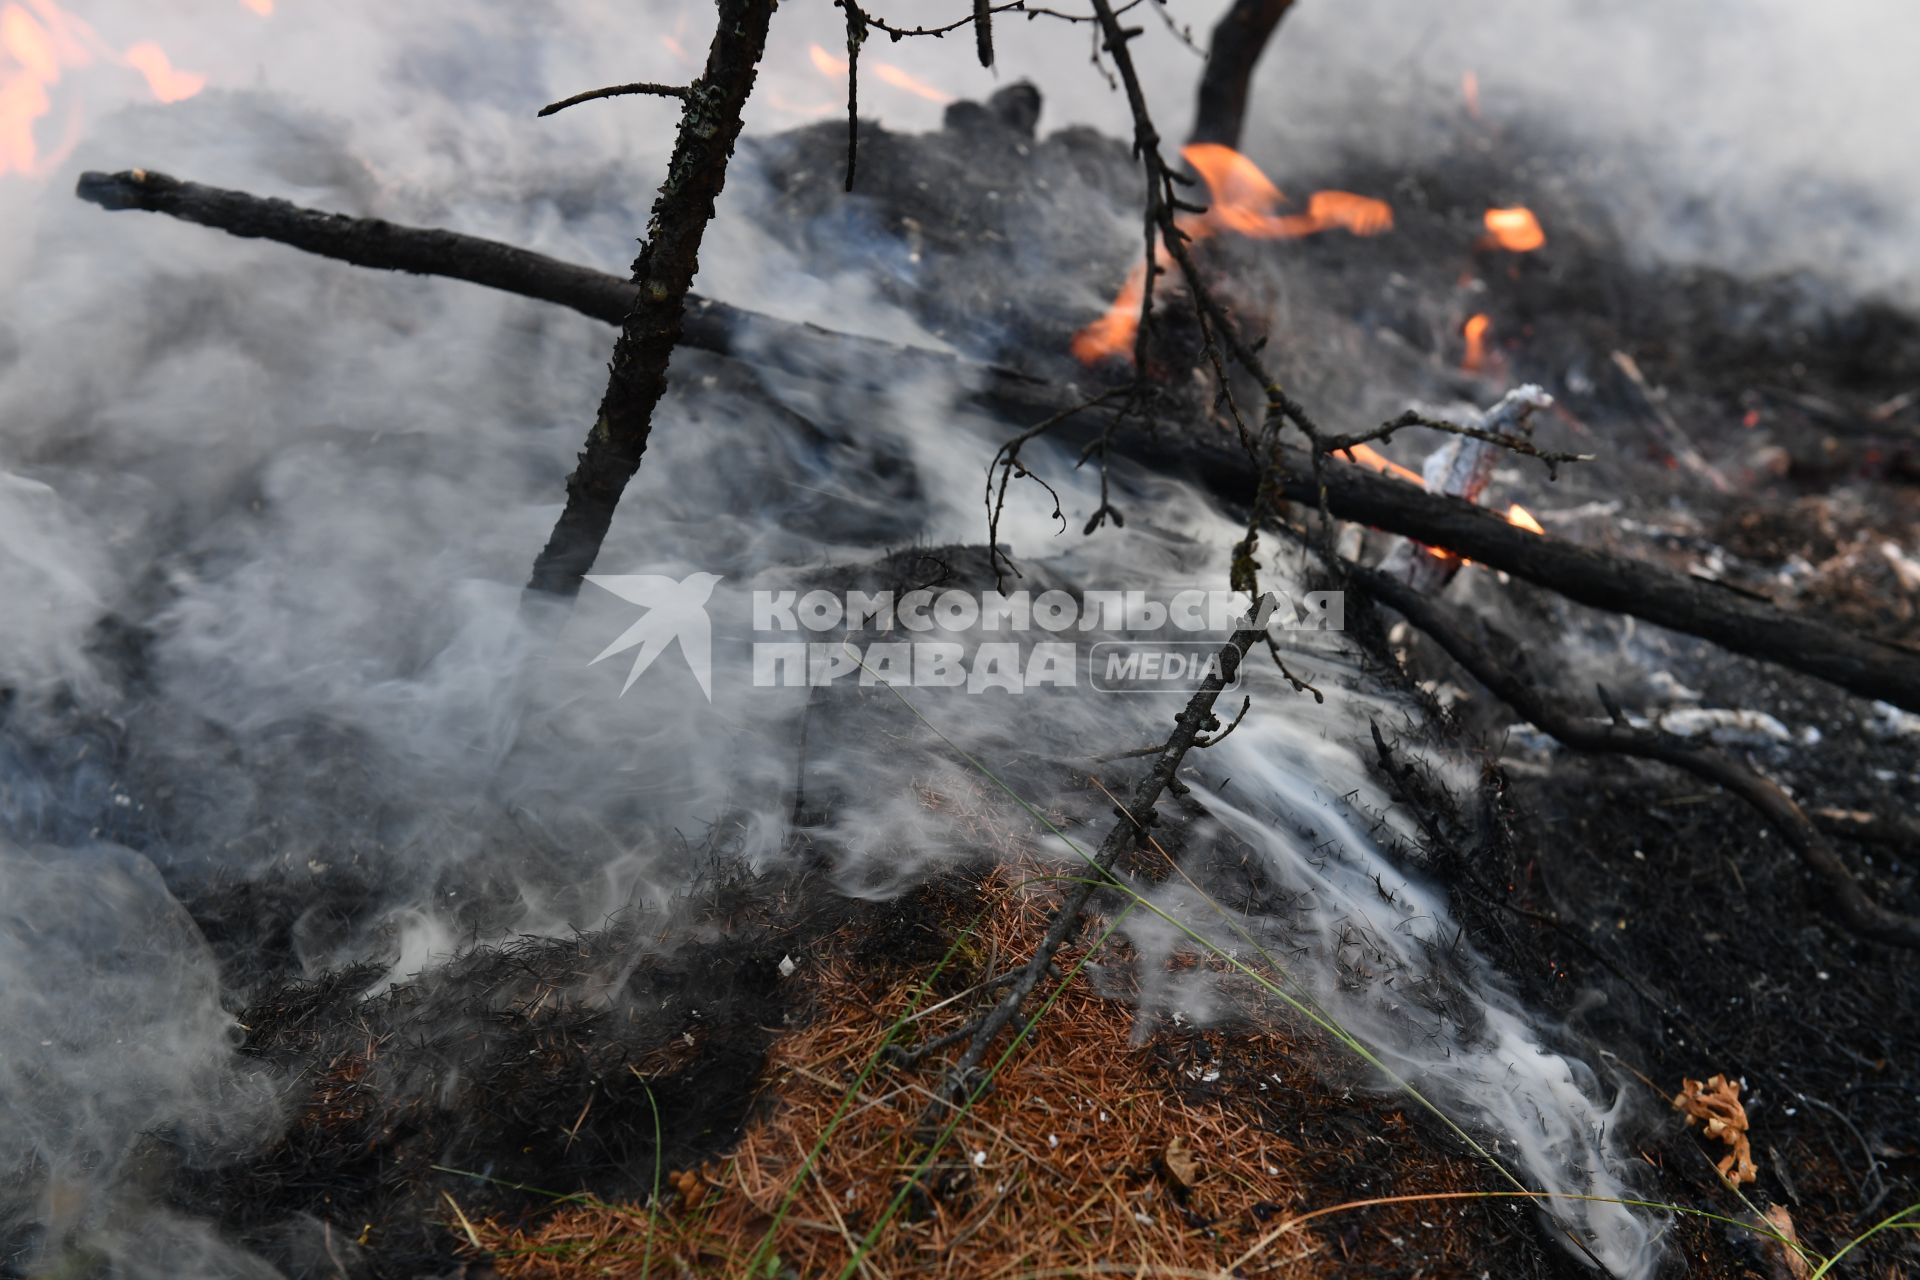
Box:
[1276, 454, 1920, 714]
[76, 167, 643, 322]
[1189, 0, 1295, 149]
[526, 0, 777, 596]
[1356, 564, 1920, 950]
[74, 170, 1920, 711]
[73, 166, 1065, 423]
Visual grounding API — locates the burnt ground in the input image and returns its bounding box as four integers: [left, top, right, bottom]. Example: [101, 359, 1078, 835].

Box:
[746, 87, 1920, 1275]
[7, 80, 1920, 1280]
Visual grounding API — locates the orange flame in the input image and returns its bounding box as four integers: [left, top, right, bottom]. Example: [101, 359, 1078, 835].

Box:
[1338, 442, 1424, 486]
[808, 43, 846, 77]
[240, 0, 273, 14]
[1, 0, 211, 178]
[121, 42, 203, 102]
[1461, 70, 1481, 121]
[1183, 144, 1392, 242]
[1334, 428, 1545, 553]
[1072, 143, 1393, 363]
[1462, 312, 1491, 371]
[808, 42, 953, 106]
[1482, 205, 1545, 252]
[873, 63, 951, 105]
[658, 13, 690, 64]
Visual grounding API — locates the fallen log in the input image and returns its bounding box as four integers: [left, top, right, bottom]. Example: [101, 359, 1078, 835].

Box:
[1268, 453, 1920, 713]
[75, 168, 1920, 713]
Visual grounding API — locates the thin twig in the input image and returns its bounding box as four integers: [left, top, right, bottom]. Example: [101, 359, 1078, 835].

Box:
[914, 595, 1277, 1126]
[537, 81, 690, 118]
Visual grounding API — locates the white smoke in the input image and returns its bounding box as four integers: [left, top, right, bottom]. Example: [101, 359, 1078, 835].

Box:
[8, 0, 1912, 1275]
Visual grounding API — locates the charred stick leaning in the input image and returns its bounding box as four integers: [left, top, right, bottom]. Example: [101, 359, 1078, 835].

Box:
[1353, 564, 1920, 951]
[918, 596, 1276, 1121]
[1188, 0, 1296, 150]
[74, 171, 1920, 712]
[525, 0, 776, 597]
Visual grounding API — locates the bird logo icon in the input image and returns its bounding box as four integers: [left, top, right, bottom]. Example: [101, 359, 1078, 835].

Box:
[583, 572, 723, 700]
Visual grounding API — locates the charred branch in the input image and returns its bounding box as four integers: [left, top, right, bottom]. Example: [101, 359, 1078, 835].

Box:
[1188, 0, 1295, 150]
[72, 167, 1068, 429]
[1269, 454, 1920, 714]
[74, 168, 643, 324]
[1352, 564, 1920, 951]
[910, 596, 1277, 1116]
[536, 81, 691, 118]
[76, 171, 1920, 710]
[526, 0, 777, 597]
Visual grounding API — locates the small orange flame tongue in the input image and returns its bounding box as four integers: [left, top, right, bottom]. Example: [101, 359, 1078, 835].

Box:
[1071, 144, 1392, 364]
[122, 42, 203, 102]
[1337, 428, 1547, 561]
[2, 0, 215, 179]
[1462, 313, 1491, 371]
[1338, 442, 1424, 486]
[1183, 143, 1392, 242]
[808, 42, 953, 106]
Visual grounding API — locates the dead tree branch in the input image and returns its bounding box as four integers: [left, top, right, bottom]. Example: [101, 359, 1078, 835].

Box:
[75, 168, 644, 321]
[909, 596, 1276, 1116]
[72, 167, 1072, 425]
[1351, 564, 1920, 950]
[1188, 0, 1295, 149]
[526, 0, 776, 596]
[1271, 454, 1920, 713]
[536, 81, 690, 117]
[76, 171, 1920, 709]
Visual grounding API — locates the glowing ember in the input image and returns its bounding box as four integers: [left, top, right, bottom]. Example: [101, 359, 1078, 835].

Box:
[1072, 143, 1392, 363]
[1462, 312, 1491, 370]
[808, 42, 954, 106]
[1461, 70, 1481, 120]
[1483, 205, 1545, 252]
[1507, 503, 1545, 534]
[1, 0, 209, 178]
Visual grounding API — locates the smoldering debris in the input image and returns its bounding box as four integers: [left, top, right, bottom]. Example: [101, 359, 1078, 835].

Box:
[2, 1, 1919, 1276]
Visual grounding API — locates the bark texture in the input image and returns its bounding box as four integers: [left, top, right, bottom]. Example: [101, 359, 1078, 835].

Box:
[77, 168, 1920, 711]
[1189, 0, 1296, 149]
[526, 0, 778, 596]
